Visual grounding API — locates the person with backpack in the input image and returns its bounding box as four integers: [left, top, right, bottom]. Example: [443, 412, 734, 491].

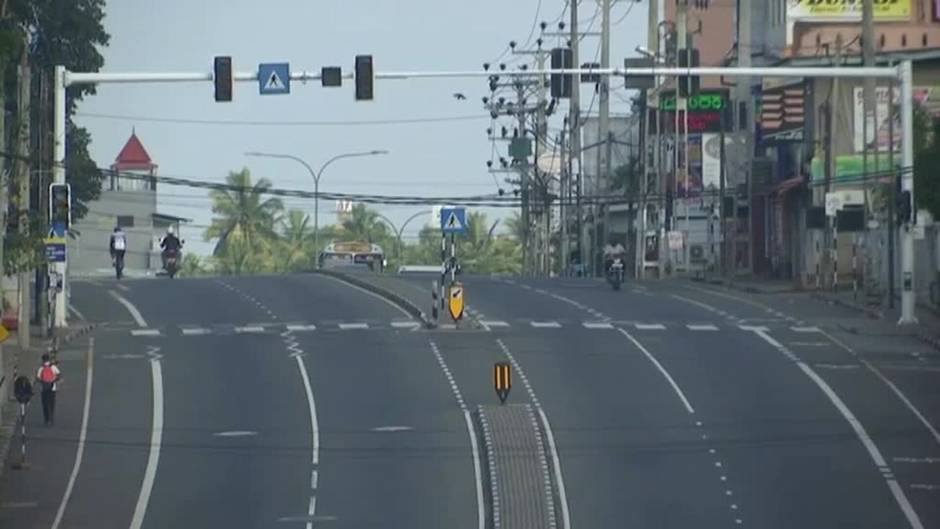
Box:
[35, 354, 61, 426]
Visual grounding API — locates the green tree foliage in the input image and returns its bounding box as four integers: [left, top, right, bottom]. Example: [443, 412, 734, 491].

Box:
[179, 254, 210, 277]
[203, 176, 523, 276]
[205, 168, 283, 257]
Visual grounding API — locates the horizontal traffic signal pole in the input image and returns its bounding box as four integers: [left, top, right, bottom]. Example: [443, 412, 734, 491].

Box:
[63, 65, 899, 87]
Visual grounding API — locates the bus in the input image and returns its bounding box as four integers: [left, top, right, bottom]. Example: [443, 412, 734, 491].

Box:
[319, 241, 386, 272]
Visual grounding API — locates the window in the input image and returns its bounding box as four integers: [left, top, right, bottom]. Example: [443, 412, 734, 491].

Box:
[923, 33, 928, 47]
[116, 215, 134, 228]
[880, 34, 886, 48]
[901, 33, 907, 47]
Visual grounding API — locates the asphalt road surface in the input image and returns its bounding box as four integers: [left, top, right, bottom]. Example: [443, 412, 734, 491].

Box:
[2, 272, 938, 528]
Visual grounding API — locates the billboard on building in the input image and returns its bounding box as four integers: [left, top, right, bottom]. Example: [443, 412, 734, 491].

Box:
[788, 0, 911, 21]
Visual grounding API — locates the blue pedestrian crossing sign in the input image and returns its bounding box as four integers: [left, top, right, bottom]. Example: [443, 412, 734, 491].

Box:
[259, 63, 290, 95]
[440, 207, 467, 234]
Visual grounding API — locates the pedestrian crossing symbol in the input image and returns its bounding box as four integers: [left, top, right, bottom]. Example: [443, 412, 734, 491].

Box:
[258, 62, 290, 95]
[440, 206, 467, 234]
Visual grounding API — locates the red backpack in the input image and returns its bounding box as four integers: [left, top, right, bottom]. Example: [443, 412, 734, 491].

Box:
[39, 364, 56, 389]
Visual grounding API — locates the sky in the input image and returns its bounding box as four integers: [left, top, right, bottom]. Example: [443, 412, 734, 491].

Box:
[76, 0, 648, 257]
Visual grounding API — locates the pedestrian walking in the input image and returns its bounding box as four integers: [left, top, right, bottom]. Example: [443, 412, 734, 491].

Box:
[35, 354, 61, 426]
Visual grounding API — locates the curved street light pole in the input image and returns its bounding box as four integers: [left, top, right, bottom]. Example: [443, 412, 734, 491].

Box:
[396, 210, 432, 261]
[245, 149, 388, 269]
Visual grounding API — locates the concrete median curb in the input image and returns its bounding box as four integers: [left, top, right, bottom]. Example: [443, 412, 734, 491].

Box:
[315, 270, 433, 328]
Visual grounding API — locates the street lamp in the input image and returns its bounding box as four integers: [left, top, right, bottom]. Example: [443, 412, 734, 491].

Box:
[245, 149, 389, 269]
[375, 210, 431, 262]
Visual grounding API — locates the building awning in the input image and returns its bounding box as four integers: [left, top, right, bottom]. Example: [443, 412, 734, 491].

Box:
[152, 212, 191, 223]
[773, 176, 805, 196]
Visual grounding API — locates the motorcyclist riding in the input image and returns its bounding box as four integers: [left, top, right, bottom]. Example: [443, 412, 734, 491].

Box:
[160, 226, 182, 269]
[603, 242, 626, 273]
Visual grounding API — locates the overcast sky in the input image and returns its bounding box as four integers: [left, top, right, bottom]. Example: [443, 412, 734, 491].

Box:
[76, 0, 647, 257]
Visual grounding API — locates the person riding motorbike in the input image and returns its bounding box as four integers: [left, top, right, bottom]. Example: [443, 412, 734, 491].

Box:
[160, 226, 183, 270]
[110, 226, 127, 268]
[603, 242, 626, 274]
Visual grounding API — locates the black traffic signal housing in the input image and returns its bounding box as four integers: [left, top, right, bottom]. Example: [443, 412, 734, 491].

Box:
[897, 189, 913, 224]
[214, 56, 233, 102]
[49, 183, 71, 229]
[355, 55, 374, 101]
[550, 47, 573, 98]
[678, 48, 700, 98]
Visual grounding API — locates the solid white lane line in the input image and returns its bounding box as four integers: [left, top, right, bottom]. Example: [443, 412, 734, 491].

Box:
[617, 329, 695, 414]
[818, 329, 940, 447]
[235, 326, 266, 333]
[479, 320, 510, 328]
[68, 303, 86, 322]
[670, 294, 722, 315]
[338, 323, 369, 330]
[429, 341, 484, 529]
[530, 321, 562, 328]
[791, 326, 822, 333]
[130, 351, 164, 529]
[634, 323, 666, 330]
[583, 322, 615, 329]
[109, 290, 148, 327]
[687, 324, 719, 331]
[294, 355, 319, 466]
[495, 339, 571, 529]
[749, 328, 924, 529]
[51, 339, 95, 529]
[286, 324, 317, 332]
[131, 329, 161, 337]
[319, 274, 413, 319]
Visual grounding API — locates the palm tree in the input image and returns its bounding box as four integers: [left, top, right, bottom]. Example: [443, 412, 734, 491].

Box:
[340, 204, 389, 243]
[204, 168, 284, 258]
[277, 210, 314, 272]
[505, 212, 526, 243]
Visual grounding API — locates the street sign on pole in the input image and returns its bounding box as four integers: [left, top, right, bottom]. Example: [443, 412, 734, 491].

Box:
[494, 362, 511, 404]
[45, 226, 67, 263]
[258, 63, 290, 95]
[448, 282, 465, 322]
[440, 207, 467, 234]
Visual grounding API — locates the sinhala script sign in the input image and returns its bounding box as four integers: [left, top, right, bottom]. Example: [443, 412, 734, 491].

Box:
[788, 0, 911, 21]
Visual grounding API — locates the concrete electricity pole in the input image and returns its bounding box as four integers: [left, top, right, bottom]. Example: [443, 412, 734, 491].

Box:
[738, 0, 753, 275]
[862, 0, 876, 181]
[569, 0, 583, 275]
[594, 0, 612, 277]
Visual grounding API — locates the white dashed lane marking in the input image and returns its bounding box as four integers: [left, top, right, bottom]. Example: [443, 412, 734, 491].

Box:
[634, 323, 667, 330]
[286, 324, 318, 332]
[687, 324, 719, 331]
[181, 328, 211, 336]
[235, 326, 266, 334]
[530, 321, 562, 329]
[131, 329, 160, 337]
[582, 322, 615, 329]
[339, 323, 369, 330]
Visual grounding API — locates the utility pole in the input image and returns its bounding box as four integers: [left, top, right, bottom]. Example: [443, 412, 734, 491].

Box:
[569, 0, 583, 275]
[537, 48, 549, 277]
[516, 81, 531, 276]
[594, 0, 611, 277]
[825, 34, 844, 289]
[738, 0, 753, 275]
[15, 47, 31, 349]
[560, 122, 568, 276]
[862, 0, 875, 183]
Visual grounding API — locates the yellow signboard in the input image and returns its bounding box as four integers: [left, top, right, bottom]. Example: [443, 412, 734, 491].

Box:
[448, 282, 465, 322]
[0, 325, 9, 344]
[494, 361, 512, 404]
[788, 0, 911, 21]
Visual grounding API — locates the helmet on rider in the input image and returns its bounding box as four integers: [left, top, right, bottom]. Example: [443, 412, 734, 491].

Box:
[113, 226, 122, 233]
[167, 225, 175, 235]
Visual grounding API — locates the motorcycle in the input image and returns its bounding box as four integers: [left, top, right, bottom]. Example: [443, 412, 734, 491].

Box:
[113, 251, 125, 279]
[163, 248, 180, 279]
[607, 258, 625, 291]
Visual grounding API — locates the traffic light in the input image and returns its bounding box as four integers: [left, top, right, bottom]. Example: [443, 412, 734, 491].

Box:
[214, 56, 233, 102]
[678, 48, 700, 98]
[550, 48, 573, 98]
[355, 55, 374, 101]
[897, 189, 912, 224]
[49, 183, 71, 229]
